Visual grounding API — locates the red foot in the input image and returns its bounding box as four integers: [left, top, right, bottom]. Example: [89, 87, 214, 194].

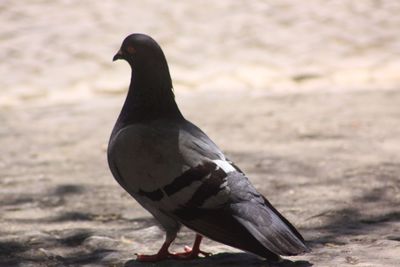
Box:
[135, 240, 173, 262]
[135, 234, 210, 262]
[172, 245, 211, 259]
[135, 247, 211, 262]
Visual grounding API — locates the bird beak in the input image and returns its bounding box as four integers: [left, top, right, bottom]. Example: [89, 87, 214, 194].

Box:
[113, 49, 124, 61]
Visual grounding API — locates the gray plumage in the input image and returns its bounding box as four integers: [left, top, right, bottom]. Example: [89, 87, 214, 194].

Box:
[108, 33, 310, 261]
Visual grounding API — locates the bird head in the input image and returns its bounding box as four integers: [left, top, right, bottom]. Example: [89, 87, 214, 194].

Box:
[113, 33, 167, 68]
[112, 33, 174, 100]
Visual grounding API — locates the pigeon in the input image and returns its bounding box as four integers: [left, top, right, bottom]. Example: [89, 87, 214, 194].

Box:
[108, 33, 310, 262]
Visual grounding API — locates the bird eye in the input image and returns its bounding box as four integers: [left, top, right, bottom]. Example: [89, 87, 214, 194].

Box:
[127, 46, 136, 54]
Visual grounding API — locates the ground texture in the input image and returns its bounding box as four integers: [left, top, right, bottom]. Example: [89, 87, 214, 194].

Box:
[1, 89, 399, 267]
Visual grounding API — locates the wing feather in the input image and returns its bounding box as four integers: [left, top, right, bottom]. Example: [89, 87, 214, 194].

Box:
[170, 168, 309, 259]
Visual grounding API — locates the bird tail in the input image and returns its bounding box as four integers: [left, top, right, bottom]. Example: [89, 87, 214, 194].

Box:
[232, 196, 310, 257]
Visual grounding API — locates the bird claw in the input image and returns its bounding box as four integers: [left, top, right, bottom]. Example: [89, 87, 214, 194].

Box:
[171, 247, 212, 259]
[135, 235, 209, 261]
[135, 247, 211, 262]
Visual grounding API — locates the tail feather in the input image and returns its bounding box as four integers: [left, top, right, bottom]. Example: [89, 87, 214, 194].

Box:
[232, 199, 310, 256]
[262, 196, 307, 244]
[177, 208, 282, 261]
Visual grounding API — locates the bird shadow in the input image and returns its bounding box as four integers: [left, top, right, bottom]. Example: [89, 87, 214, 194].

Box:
[124, 253, 312, 267]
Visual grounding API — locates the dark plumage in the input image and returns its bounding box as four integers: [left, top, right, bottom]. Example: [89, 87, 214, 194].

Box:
[108, 33, 310, 262]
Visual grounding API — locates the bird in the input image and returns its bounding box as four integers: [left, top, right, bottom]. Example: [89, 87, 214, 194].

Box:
[108, 33, 310, 262]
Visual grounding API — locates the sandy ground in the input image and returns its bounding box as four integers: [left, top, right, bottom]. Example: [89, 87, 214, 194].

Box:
[1, 1, 400, 266]
[1, 89, 400, 266]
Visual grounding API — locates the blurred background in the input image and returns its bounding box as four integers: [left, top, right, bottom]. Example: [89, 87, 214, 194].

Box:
[1, 0, 399, 106]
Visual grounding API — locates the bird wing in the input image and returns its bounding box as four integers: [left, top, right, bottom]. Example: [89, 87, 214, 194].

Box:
[169, 163, 309, 258]
[168, 122, 310, 258]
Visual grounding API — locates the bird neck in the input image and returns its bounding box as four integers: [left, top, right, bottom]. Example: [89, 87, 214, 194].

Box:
[114, 68, 183, 130]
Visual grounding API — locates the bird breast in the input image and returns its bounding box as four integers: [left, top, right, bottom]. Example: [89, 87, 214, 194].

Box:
[108, 123, 189, 193]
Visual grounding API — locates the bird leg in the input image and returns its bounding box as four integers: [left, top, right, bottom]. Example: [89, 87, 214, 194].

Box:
[135, 237, 174, 262]
[135, 234, 210, 262]
[172, 234, 211, 259]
